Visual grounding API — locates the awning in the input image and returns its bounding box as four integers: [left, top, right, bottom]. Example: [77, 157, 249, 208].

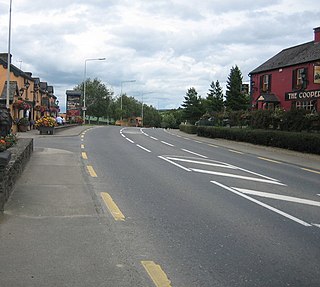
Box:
[0, 81, 19, 103]
[257, 93, 280, 103]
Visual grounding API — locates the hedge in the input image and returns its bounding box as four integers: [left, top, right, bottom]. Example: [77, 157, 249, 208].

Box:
[179, 124, 197, 134]
[196, 126, 320, 154]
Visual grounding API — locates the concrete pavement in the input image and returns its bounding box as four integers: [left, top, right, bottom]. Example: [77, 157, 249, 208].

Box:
[0, 125, 146, 286]
[166, 128, 320, 171]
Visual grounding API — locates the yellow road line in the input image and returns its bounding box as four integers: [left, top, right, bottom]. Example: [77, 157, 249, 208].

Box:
[141, 261, 172, 287]
[228, 149, 244, 154]
[100, 192, 125, 221]
[301, 168, 320, 175]
[258, 157, 281, 164]
[87, 165, 97, 177]
[81, 144, 85, 149]
[82, 152, 88, 159]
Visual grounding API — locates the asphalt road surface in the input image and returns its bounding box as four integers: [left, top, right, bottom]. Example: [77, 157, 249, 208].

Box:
[79, 126, 320, 287]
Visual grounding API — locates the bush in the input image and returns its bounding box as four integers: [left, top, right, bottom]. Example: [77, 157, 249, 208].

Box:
[197, 126, 320, 154]
[179, 124, 197, 134]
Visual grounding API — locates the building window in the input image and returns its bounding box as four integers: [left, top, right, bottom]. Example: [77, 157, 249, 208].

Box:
[260, 74, 271, 93]
[292, 68, 307, 90]
[295, 101, 314, 110]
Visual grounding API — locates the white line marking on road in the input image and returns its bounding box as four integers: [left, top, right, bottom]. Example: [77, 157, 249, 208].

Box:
[192, 169, 286, 185]
[301, 168, 320, 175]
[211, 181, 312, 227]
[317, 194, 320, 197]
[161, 141, 174, 147]
[229, 165, 282, 183]
[166, 157, 237, 169]
[176, 135, 181, 138]
[150, 136, 158, 141]
[181, 149, 208, 158]
[194, 140, 202, 144]
[158, 156, 191, 171]
[137, 144, 151, 153]
[258, 157, 281, 164]
[126, 138, 134, 143]
[228, 149, 244, 154]
[208, 144, 218, 148]
[312, 224, 320, 228]
[121, 134, 126, 138]
[234, 188, 320, 207]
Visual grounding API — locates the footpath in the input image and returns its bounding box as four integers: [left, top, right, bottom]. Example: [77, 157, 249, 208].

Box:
[167, 128, 320, 171]
[0, 125, 145, 287]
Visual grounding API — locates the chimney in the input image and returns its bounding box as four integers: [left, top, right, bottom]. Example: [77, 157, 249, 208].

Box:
[314, 27, 320, 43]
[0, 53, 12, 63]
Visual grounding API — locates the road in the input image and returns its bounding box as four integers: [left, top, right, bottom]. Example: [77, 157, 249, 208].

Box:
[80, 126, 320, 287]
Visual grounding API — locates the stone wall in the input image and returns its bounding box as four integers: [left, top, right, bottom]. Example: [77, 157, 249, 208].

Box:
[0, 138, 33, 211]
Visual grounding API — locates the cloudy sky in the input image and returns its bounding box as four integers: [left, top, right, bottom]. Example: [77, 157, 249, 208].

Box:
[0, 0, 319, 112]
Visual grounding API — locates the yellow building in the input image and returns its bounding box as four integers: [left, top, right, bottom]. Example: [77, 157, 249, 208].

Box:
[0, 53, 59, 133]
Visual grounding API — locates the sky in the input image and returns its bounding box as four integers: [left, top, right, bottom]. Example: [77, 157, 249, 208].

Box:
[0, 0, 319, 112]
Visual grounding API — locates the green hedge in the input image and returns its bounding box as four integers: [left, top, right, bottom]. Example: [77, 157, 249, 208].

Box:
[197, 126, 320, 154]
[179, 124, 197, 134]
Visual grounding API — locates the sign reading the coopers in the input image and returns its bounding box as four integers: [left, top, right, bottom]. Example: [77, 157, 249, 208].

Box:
[285, 89, 320, 101]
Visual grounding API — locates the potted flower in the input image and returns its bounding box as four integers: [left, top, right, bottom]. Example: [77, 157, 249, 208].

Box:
[35, 116, 57, 134]
[17, 117, 30, 132]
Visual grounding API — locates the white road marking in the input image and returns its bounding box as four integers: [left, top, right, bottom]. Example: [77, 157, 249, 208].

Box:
[137, 144, 151, 153]
[234, 188, 320, 207]
[121, 134, 126, 138]
[312, 224, 320, 228]
[317, 194, 320, 197]
[181, 149, 208, 159]
[165, 157, 237, 169]
[161, 141, 174, 147]
[194, 140, 202, 144]
[150, 136, 158, 141]
[126, 138, 134, 143]
[158, 156, 191, 171]
[211, 181, 312, 227]
[208, 144, 218, 148]
[229, 164, 282, 183]
[192, 168, 286, 185]
[228, 149, 244, 155]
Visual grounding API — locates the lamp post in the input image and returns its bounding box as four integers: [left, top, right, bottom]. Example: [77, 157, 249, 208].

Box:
[140, 91, 154, 127]
[120, 80, 136, 121]
[83, 57, 106, 123]
[6, 0, 12, 108]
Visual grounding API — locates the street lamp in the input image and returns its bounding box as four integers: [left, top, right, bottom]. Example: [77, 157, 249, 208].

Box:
[120, 80, 136, 121]
[141, 91, 154, 127]
[6, 0, 12, 108]
[83, 57, 106, 123]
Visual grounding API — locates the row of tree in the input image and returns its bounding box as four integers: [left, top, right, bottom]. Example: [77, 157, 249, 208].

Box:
[75, 79, 161, 126]
[181, 65, 250, 124]
[77, 65, 249, 127]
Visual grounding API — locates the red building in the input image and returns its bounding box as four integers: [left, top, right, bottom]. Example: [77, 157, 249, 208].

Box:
[249, 27, 320, 111]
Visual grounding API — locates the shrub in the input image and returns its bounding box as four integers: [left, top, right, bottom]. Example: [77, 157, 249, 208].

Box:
[179, 124, 197, 134]
[197, 126, 320, 154]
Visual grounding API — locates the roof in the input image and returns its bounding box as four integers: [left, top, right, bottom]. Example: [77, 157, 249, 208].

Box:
[250, 41, 320, 74]
[257, 93, 280, 103]
[0, 81, 19, 102]
[66, 90, 82, 96]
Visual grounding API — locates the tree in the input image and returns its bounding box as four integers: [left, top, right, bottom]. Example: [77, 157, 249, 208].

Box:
[181, 87, 204, 124]
[225, 65, 249, 111]
[76, 78, 113, 122]
[143, 105, 161, 127]
[205, 80, 224, 114]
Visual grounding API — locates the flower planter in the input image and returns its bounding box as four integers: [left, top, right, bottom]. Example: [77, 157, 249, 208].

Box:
[38, 126, 54, 135]
[18, 125, 28, 132]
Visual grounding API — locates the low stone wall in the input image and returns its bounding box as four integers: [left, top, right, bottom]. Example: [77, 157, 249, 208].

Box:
[0, 138, 33, 211]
